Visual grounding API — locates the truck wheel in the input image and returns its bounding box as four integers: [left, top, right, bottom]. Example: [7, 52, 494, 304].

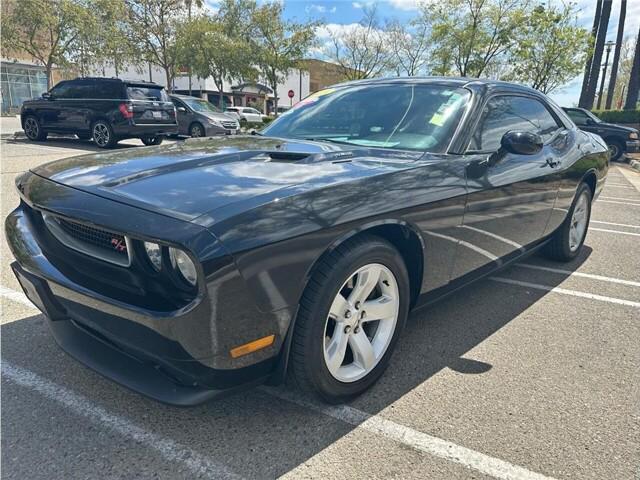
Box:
[141, 136, 163, 146]
[23, 115, 47, 141]
[607, 140, 624, 161]
[92, 121, 117, 148]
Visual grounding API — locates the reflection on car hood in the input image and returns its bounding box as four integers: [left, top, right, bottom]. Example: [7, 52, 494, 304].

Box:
[31, 136, 422, 224]
[200, 112, 238, 123]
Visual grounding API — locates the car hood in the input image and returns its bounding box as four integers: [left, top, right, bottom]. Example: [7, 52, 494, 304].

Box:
[200, 112, 237, 123]
[31, 136, 422, 225]
[598, 122, 638, 133]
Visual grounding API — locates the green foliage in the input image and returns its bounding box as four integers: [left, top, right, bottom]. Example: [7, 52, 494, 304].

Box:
[251, 1, 317, 114]
[507, 3, 590, 93]
[424, 0, 529, 78]
[591, 109, 640, 124]
[1, 0, 94, 87]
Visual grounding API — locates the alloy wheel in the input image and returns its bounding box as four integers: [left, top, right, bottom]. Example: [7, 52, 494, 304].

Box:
[191, 125, 203, 137]
[24, 118, 39, 139]
[569, 191, 589, 252]
[93, 123, 110, 147]
[323, 263, 400, 383]
[609, 144, 620, 161]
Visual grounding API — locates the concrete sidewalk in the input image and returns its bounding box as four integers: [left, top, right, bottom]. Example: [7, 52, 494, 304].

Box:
[1, 116, 21, 138]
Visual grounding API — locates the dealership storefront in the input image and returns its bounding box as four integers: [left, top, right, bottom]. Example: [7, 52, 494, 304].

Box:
[1, 61, 48, 114]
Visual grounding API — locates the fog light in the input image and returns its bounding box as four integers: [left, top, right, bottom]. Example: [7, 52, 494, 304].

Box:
[169, 247, 197, 286]
[144, 242, 162, 271]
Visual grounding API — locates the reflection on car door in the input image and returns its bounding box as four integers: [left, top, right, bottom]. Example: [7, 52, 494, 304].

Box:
[171, 98, 190, 135]
[452, 94, 565, 282]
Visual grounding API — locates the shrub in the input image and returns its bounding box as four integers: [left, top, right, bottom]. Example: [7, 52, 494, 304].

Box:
[591, 109, 640, 124]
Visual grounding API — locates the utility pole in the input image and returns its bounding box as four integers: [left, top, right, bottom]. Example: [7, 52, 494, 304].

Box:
[597, 41, 615, 110]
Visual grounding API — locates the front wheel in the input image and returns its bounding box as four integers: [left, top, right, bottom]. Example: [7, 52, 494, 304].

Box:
[92, 120, 117, 148]
[189, 123, 205, 138]
[23, 115, 47, 141]
[289, 235, 410, 403]
[141, 136, 163, 146]
[543, 182, 592, 262]
[607, 140, 624, 162]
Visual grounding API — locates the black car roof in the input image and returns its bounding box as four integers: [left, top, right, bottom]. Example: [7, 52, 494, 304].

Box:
[68, 77, 164, 88]
[331, 76, 542, 95]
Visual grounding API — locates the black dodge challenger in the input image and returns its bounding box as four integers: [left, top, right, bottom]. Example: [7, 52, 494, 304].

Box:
[6, 78, 608, 405]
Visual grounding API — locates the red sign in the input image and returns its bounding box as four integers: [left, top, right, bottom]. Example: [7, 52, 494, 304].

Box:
[288, 89, 295, 99]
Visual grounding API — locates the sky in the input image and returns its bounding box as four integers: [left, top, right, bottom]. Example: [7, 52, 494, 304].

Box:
[207, 0, 640, 106]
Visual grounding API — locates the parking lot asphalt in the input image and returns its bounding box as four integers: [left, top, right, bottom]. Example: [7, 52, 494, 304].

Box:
[1, 139, 639, 480]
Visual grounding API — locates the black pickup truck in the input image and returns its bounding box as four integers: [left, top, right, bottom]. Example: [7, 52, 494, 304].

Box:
[562, 107, 639, 161]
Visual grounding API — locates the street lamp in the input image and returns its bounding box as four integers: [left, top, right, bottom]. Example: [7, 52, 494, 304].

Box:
[596, 41, 616, 110]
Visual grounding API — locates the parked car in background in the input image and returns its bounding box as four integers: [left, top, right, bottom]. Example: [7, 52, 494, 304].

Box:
[21, 77, 177, 148]
[170, 95, 239, 137]
[225, 106, 263, 123]
[562, 107, 639, 161]
[7, 78, 608, 406]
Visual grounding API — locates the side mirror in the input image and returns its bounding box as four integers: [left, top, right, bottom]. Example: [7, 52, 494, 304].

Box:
[42, 92, 52, 100]
[177, 106, 186, 113]
[500, 131, 543, 155]
[585, 118, 595, 125]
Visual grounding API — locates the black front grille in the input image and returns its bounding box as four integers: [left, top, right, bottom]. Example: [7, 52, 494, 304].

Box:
[57, 218, 128, 258]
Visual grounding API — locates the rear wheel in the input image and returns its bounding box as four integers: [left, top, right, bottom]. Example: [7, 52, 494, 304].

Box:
[141, 136, 163, 146]
[289, 235, 410, 403]
[92, 120, 117, 148]
[23, 115, 47, 141]
[607, 139, 624, 161]
[189, 123, 205, 137]
[543, 182, 592, 262]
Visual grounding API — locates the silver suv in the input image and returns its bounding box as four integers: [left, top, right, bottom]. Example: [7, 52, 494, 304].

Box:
[170, 94, 239, 137]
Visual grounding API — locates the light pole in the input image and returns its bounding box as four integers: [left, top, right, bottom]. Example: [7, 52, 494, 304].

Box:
[597, 41, 616, 110]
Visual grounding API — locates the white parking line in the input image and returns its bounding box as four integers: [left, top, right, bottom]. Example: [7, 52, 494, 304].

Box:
[0, 286, 36, 309]
[600, 196, 640, 201]
[604, 183, 635, 188]
[2, 362, 242, 480]
[597, 200, 640, 206]
[490, 277, 640, 308]
[590, 227, 640, 237]
[591, 220, 640, 229]
[264, 387, 556, 480]
[516, 264, 640, 287]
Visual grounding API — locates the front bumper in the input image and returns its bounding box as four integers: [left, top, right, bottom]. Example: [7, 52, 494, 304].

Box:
[204, 123, 239, 136]
[626, 140, 640, 153]
[5, 178, 288, 405]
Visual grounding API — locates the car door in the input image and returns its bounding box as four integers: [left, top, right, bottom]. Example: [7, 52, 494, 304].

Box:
[451, 94, 563, 282]
[65, 78, 94, 131]
[171, 98, 191, 135]
[39, 81, 72, 130]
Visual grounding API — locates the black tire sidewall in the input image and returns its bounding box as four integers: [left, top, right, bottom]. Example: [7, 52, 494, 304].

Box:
[296, 238, 410, 402]
[92, 120, 115, 148]
[608, 140, 624, 161]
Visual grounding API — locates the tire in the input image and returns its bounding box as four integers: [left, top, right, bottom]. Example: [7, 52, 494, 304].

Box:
[289, 234, 410, 403]
[23, 115, 47, 141]
[607, 139, 624, 162]
[91, 120, 117, 148]
[141, 136, 163, 146]
[543, 182, 592, 262]
[189, 123, 205, 137]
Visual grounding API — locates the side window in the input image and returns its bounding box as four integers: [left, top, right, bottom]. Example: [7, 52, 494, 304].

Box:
[95, 82, 124, 100]
[171, 98, 186, 109]
[69, 80, 94, 99]
[469, 96, 562, 152]
[50, 81, 72, 99]
[566, 109, 589, 126]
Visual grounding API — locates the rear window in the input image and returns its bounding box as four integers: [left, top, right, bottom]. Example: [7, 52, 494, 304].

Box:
[126, 85, 169, 102]
[96, 81, 125, 100]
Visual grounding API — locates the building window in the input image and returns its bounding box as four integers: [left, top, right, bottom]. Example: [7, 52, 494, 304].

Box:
[1, 63, 48, 114]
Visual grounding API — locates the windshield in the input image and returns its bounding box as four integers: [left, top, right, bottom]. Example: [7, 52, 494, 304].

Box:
[263, 84, 470, 152]
[184, 98, 221, 113]
[584, 109, 602, 123]
[126, 86, 169, 102]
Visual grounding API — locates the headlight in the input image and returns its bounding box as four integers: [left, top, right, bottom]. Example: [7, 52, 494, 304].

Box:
[208, 118, 222, 127]
[630, 132, 638, 140]
[144, 241, 162, 271]
[169, 247, 197, 285]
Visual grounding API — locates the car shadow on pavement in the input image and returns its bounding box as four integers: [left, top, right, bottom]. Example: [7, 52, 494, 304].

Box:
[1, 247, 592, 479]
[4, 137, 146, 151]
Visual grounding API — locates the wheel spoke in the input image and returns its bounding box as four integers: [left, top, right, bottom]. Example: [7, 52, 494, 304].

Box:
[348, 265, 381, 305]
[362, 295, 395, 321]
[329, 293, 349, 321]
[349, 330, 376, 371]
[325, 328, 349, 373]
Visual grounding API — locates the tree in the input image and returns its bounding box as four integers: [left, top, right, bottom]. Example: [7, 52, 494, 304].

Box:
[507, 3, 590, 93]
[578, 0, 602, 108]
[0, 0, 93, 88]
[386, 19, 430, 77]
[605, 0, 627, 110]
[176, 16, 256, 108]
[624, 26, 640, 110]
[423, 0, 529, 78]
[252, 1, 316, 116]
[580, 0, 612, 108]
[124, 0, 186, 92]
[325, 6, 393, 81]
